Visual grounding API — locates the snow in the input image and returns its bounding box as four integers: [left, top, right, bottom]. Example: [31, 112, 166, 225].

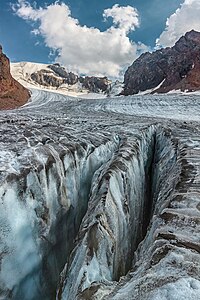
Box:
[11, 62, 49, 78]
[10, 62, 109, 99]
[108, 80, 124, 96]
[138, 78, 166, 95]
[167, 89, 200, 95]
[89, 93, 200, 121]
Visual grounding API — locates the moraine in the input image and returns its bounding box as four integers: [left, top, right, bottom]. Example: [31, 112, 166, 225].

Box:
[0, 89, 200, 299]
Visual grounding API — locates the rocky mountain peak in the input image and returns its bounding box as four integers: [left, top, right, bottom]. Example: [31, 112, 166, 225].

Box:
[123, 30, 200, 95]
[185, 29, 200, 43]
[0, 45, 30, 110]
[29, 63, 111, 94]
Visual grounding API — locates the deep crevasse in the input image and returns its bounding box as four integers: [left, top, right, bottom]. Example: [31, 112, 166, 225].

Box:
[1, 89, 200, 300]
[0, 135, 119, 299]
[57, 126, 180, 299]
[0, 123, 195, 300]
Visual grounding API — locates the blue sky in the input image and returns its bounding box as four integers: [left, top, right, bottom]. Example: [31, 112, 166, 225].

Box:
[1, 0, 200, 77]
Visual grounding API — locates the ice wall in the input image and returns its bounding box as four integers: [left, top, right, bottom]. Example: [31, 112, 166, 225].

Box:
[57, 126, 180, 299]
[0, 136, 119, 299]
[0, 110, 199, 300]
[107, 126, 200, 300]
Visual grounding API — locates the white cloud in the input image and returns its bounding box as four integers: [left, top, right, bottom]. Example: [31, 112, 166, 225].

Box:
[12, 1, 148, 78]
[156, 0, 200, 47]
[103, 4, 139, 33]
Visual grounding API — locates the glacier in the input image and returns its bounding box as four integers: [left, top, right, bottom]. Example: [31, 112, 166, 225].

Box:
[0, 90, 200, 300]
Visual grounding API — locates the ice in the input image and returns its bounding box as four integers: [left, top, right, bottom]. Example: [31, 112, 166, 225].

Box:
[0, 88, 199, 299]
[148, 277, 200, 300]
[0, 185, 41, 297]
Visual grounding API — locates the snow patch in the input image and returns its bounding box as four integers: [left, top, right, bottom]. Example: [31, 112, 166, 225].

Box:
[138, 78, 166, 95]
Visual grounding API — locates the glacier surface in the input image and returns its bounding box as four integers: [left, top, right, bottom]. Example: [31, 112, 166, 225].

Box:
[0, 90, 200, 299]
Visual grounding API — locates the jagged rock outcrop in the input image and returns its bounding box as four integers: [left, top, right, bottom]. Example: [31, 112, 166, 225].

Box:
[30, 69, 65, 88]
[11, 62, 124, 97]
[123, 30, 200, 95]
[0, 45, 30, 110]
[30, 64, 110, 93]
[48, 64, 79, 85]
[80, 76, 110, 93]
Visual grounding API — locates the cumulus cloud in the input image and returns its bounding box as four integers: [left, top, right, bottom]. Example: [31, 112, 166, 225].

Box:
[156, 0, 200, 47]
[103, 4, 139, 33]
[12, 1, 148, 78]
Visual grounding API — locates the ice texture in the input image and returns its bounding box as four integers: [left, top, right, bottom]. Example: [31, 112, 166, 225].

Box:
[0, 89, 199, 299]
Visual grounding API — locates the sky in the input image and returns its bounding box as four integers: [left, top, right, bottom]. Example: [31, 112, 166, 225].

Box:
[1, 0, 200, 78]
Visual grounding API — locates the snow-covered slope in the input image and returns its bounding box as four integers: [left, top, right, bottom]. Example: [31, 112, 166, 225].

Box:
[11, 62, 122, 98]
[0, 90, 200, 299]
[11, 62, 49, 89]
[10, 62, 91, 97]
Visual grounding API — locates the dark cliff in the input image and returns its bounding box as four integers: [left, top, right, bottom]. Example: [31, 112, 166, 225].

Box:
[123, 30, 200, 95]
[0, 45, 30, 110]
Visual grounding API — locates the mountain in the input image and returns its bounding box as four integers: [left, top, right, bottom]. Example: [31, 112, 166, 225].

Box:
[123, 30, 200, 95]
[1, 32, 200, 300]
[0, 45, 30, 110]
[11, 62, 123, 98]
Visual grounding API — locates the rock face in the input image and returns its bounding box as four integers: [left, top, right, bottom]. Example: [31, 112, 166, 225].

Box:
[48, 64, 78, 83]
[30, 64, 110, 93]
[123, 30, 200, 95]
[30, 69, 66, 88]
[0, 89, 200, 299]
[80, 76, 109, 93]
[11, 62, 124, 97]
[0, 45, 30, 110]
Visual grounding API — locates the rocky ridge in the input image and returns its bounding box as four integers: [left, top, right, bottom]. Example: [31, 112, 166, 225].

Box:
[0, 45, 30, 110]
[31, 65, 110, 93]
[123, 30, 200, 95]
[11, 62, 115, 96]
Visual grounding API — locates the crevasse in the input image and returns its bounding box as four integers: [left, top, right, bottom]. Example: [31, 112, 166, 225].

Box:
[0, 124, 180, 300]
[0, 135, 119, 300]
[58, 125, 179, 300]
